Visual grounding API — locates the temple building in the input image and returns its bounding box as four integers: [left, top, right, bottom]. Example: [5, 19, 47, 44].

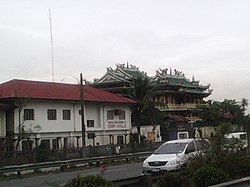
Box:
[92, 63, 213, 140]
[92, 63, 147, 95]
[151, 68, 213, 122]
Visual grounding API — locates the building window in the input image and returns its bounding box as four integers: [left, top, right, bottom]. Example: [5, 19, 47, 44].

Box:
[63, 138, 68, 149]
[52, 139, 59, 149]
[107, 110, 125, 120]
[24, 109, 34, 120]
[87, 120, 94, 127]
[63, 110, 71, 120]
[47, 109, 57, 120]
[119, 110, 125, 120]
[117, 135, 124, 144]
[107, 110, 114, 120]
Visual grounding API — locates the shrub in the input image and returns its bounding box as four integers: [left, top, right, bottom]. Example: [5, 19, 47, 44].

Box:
[64, 175, 117, 187]
[158, 171, 190, 187]
[192, 166, 229, 187]
[219, 154, 250, 179]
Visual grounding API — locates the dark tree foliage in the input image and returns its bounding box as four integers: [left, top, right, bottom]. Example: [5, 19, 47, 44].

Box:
[192, 166, 229, 187]
[195, 98, 250, 154]
[127, 77, 163, 137]
[193, 99, 246, 125]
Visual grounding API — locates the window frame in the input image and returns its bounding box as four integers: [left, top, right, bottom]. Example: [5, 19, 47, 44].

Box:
[107, 110, 114, 120]
[62, 109, 71, 120]
[23, 109, 34, 120]
[47, 109, 57, 120]
[52, 139, 59, 149]
[87, 120, 95, 127]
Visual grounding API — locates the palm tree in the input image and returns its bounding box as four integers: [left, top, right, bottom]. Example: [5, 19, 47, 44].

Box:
[128, 77, 151, 135]
[128, 77, 163, 142]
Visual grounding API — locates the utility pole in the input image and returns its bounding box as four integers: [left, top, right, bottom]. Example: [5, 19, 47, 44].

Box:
[80, 73, 86, 157]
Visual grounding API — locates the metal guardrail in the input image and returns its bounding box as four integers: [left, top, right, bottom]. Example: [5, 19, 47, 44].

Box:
[0, 151, 152, 176]
[209, 176, 250, 187]
[114, 174, 250, 187]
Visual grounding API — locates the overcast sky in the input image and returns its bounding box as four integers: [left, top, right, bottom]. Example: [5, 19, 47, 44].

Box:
[1, 0, 250, 106]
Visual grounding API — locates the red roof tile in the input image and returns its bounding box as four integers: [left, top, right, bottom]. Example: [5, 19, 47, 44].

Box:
[0, 79, 135, 104]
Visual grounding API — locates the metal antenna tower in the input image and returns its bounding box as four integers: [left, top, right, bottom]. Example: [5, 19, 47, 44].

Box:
[49, 8, 55, 82]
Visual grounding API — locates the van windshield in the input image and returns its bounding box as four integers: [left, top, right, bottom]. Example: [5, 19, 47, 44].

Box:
[154, 142, 188, 154]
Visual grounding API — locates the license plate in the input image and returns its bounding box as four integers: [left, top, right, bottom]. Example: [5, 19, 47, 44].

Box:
[152, 168, 160, 172]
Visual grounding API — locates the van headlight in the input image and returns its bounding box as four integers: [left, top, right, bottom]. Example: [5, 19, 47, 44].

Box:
[143, 161, 149, 167]
[169, 159, 180, 166]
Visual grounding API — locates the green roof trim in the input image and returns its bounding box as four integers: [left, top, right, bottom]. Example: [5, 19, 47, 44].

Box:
[123, 69, 147, 79]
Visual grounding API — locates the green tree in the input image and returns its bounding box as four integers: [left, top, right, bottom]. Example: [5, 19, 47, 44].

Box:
[193, 98, 250, 155]
[143, 106, 164, 132]
[194, 100, 221, 125]
[129, 78, 152, 135]
[194, 99, 246, 125]
[127, 77, 163, 141]
[220, 99, 245, 124]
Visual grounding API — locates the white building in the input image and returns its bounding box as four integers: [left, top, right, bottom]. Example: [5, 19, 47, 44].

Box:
[0, 79, 135, 151]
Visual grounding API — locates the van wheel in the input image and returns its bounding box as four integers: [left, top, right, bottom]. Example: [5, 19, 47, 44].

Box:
[181, 164, 187, 170]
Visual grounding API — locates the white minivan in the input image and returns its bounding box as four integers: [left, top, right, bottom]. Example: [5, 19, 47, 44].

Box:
[142, 138, 209, 174]
[224, 132, 248, 149]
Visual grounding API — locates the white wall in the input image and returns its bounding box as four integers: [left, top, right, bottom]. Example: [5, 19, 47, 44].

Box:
[85, 104, 101, 128]
[13, 100, 132, 148]
[14, 101, 82, 133]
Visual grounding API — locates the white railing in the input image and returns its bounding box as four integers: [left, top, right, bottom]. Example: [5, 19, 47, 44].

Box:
[156, 103, 204, 110]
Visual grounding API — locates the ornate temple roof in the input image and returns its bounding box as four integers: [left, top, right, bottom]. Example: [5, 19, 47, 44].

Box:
[93, 63, 147, 85]
[151, 68, 212, 95]
[92, 64, 213, 97]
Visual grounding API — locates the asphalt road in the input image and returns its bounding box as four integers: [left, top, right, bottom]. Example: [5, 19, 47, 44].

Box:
[0, 162, 142, 187]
